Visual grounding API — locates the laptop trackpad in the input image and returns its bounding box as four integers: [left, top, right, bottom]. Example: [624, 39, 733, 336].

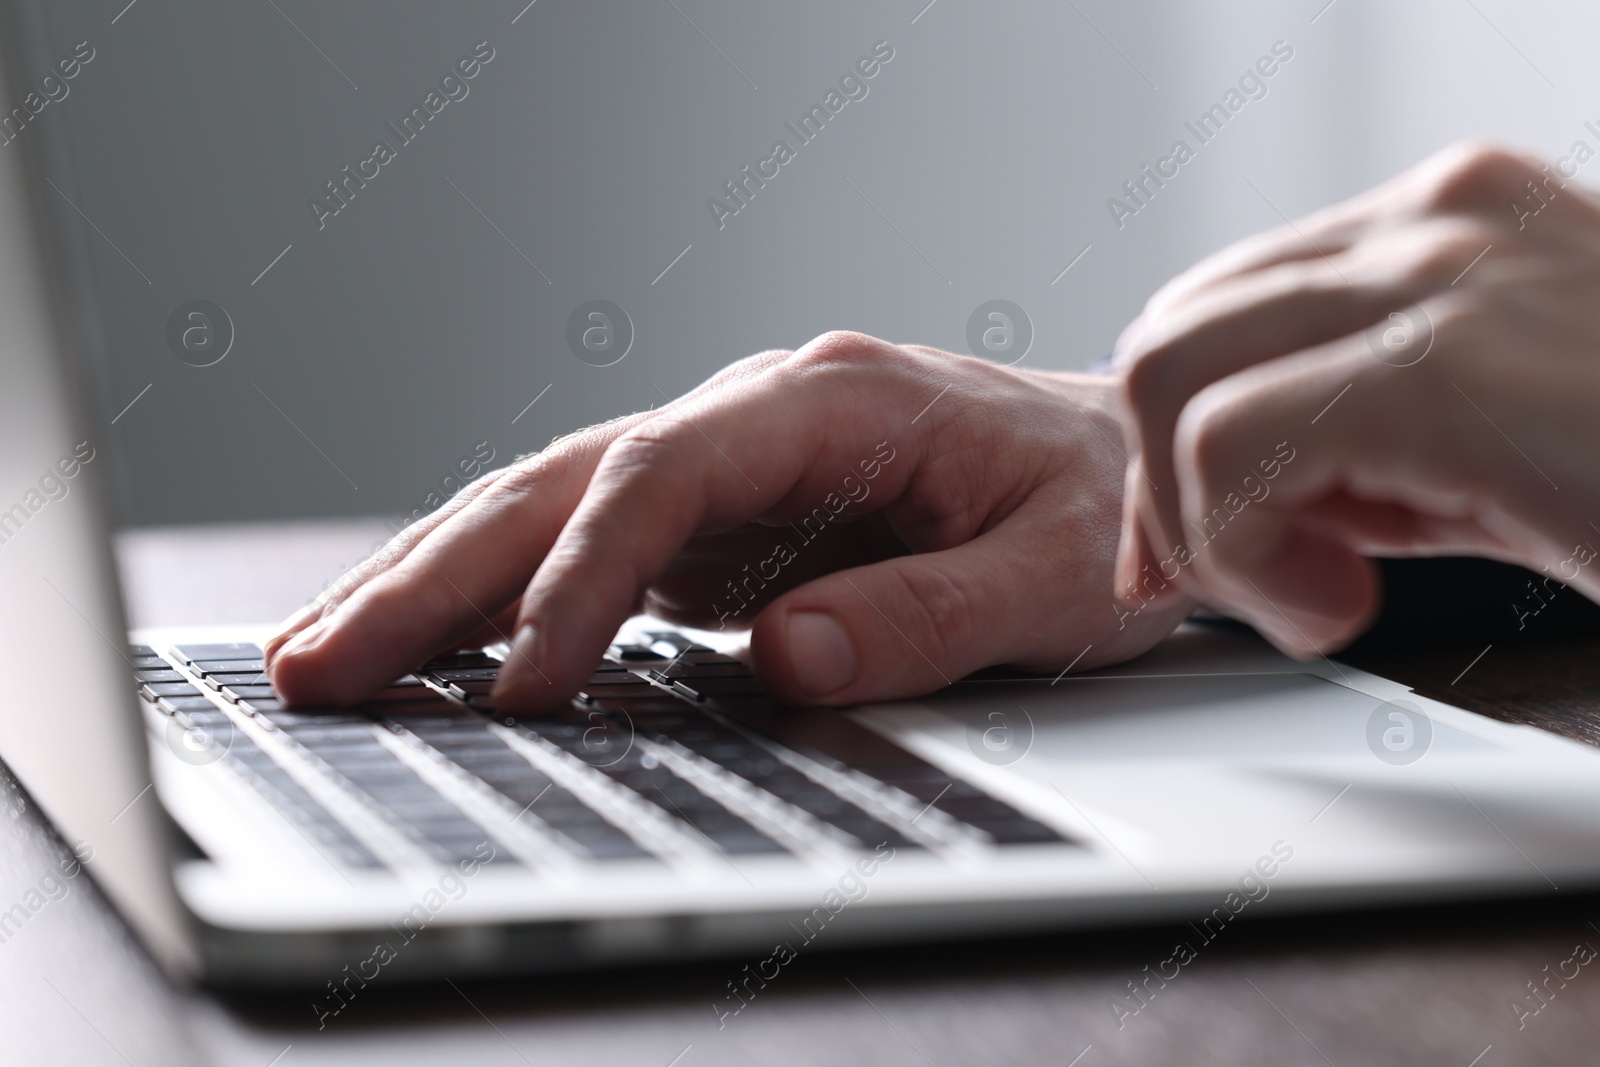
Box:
[919, 672, 1501, 762]
[860, 673, 1553, 867]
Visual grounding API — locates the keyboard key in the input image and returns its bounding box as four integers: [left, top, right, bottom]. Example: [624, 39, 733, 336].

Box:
[609, 644, 668, 663]
[396, 718, 650, 861]
[257, 709, 365, 729]
[281, 722, 512, 866]
[220, 736, 382, 869]
[131, 654, 170, 671]
[580, 695, 686, 715]
[617, 631, 1072, 847]
[191, 658, 265, 674]
[578, 665, 646, 686]
[362, 684, 445, 705]
[639, 710, 915, 850]
[421, 651, 500, 670]
[517, 716, 785, 855]
[363, 699, 471, 721]
[158, 695, 225, 716]
[426, 667, 502, 683]
[659, 662, 752, 680]
[656, 650, 748, 675]
[142, 681, 204, 700]
[284, 723, 383, 746]
[128, 644, 158, 658]
[202, 672, 270, 686]
[174, 643, 263, 664]
[588, 665, 637, 679]
[642, 633, 714, 655]
[579, 681, 662, 701]
[221, 684, 278, 703]
[135, 669, 188, 684]
[670, 677, 765, 701]
[172, 705, 232, 729]
[725, 701, 1068, 847]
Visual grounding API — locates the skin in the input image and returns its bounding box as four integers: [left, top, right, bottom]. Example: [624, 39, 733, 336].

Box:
[266, 332, 1192, 711]
[1113, 141, 1600, 657]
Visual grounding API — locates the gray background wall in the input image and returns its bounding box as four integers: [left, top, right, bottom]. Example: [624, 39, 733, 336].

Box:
[9, 0, 1599, 527]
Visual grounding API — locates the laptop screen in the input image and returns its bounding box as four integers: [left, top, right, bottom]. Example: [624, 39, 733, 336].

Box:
[0, 6, 196, 977]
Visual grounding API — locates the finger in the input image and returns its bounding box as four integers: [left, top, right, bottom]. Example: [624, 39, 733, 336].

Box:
[267, 410, 664, 704]
[1114, 459, 1166, 602]
[268, 439, 615, 705]
[1131, 208, 1356, 329]
[1115, 217, 1497, 603]
[455, 600, 523, 652]
[262, 470, 506, 667]
[269, 351, 796, 703]
[1123, 141, 1565, 366]
[1120, 142, 1588, 638]
[1294, 490, 1519, 559]
[1114, 142, 1558, 601]
[1127, 150, 1502, 327]
[490, 333, 941, 710]
[1163, 335, 1440, 655]
[1172, 292, 1600, 654]
[747, 491, 1189, 705]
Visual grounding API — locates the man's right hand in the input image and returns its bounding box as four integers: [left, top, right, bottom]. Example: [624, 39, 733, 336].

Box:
[266, 332, 1191, 712]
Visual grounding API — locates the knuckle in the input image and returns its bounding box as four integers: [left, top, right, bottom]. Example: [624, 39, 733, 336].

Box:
[1400, 220, 1498, 282]
[1118, 331, 1178, 419]
[482, 450, 563, 504]
[543, 411, 639, 461]
[450, 461, 507, 503]
[886, 564, 975, 668]
[1415, 140, 1543, 213]
[602, 423, 691, 478]
[786, 330, 896, 374]
[347, 539, 407, 589]
[1173, 386, 1247, 493]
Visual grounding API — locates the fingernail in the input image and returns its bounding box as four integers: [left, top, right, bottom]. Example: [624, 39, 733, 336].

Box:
[274, 616, 331, 664]
[785, 612, 857, 698]
[508, 624, 540, 669]
[493, 624, 545, 703]
[264, 607, 320, 667]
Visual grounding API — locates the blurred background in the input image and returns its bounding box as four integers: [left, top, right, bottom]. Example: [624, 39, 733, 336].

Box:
[8, 0, 1598, 528]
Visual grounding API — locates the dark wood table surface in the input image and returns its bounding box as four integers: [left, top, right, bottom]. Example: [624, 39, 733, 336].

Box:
[4, 519, 1600, 1066]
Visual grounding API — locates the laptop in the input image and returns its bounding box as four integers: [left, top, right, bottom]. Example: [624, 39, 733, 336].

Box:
[6, 28, 1600, 996]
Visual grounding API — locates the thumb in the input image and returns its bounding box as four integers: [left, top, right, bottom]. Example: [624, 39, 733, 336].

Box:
[748, 526, 1076, 705]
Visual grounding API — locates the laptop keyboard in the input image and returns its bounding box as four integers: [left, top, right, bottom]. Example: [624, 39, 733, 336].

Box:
[164, 696, 384, 869]
[132, 634, 1068, 874]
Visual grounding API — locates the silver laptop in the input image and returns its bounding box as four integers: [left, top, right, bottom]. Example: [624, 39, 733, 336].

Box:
[5, 34, 1600, 996]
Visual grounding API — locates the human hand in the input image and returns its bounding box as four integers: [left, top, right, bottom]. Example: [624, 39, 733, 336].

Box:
[266, 331, 1191, 712]
[1112, 141, 1600, 657]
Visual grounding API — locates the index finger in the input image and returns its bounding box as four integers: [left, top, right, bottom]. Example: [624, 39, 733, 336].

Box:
[268, 351, 798, 705]
[266, 414, 643, 705]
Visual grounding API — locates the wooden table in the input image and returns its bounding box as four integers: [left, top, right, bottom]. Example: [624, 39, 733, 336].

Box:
[3, 520, 1597, 1066]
